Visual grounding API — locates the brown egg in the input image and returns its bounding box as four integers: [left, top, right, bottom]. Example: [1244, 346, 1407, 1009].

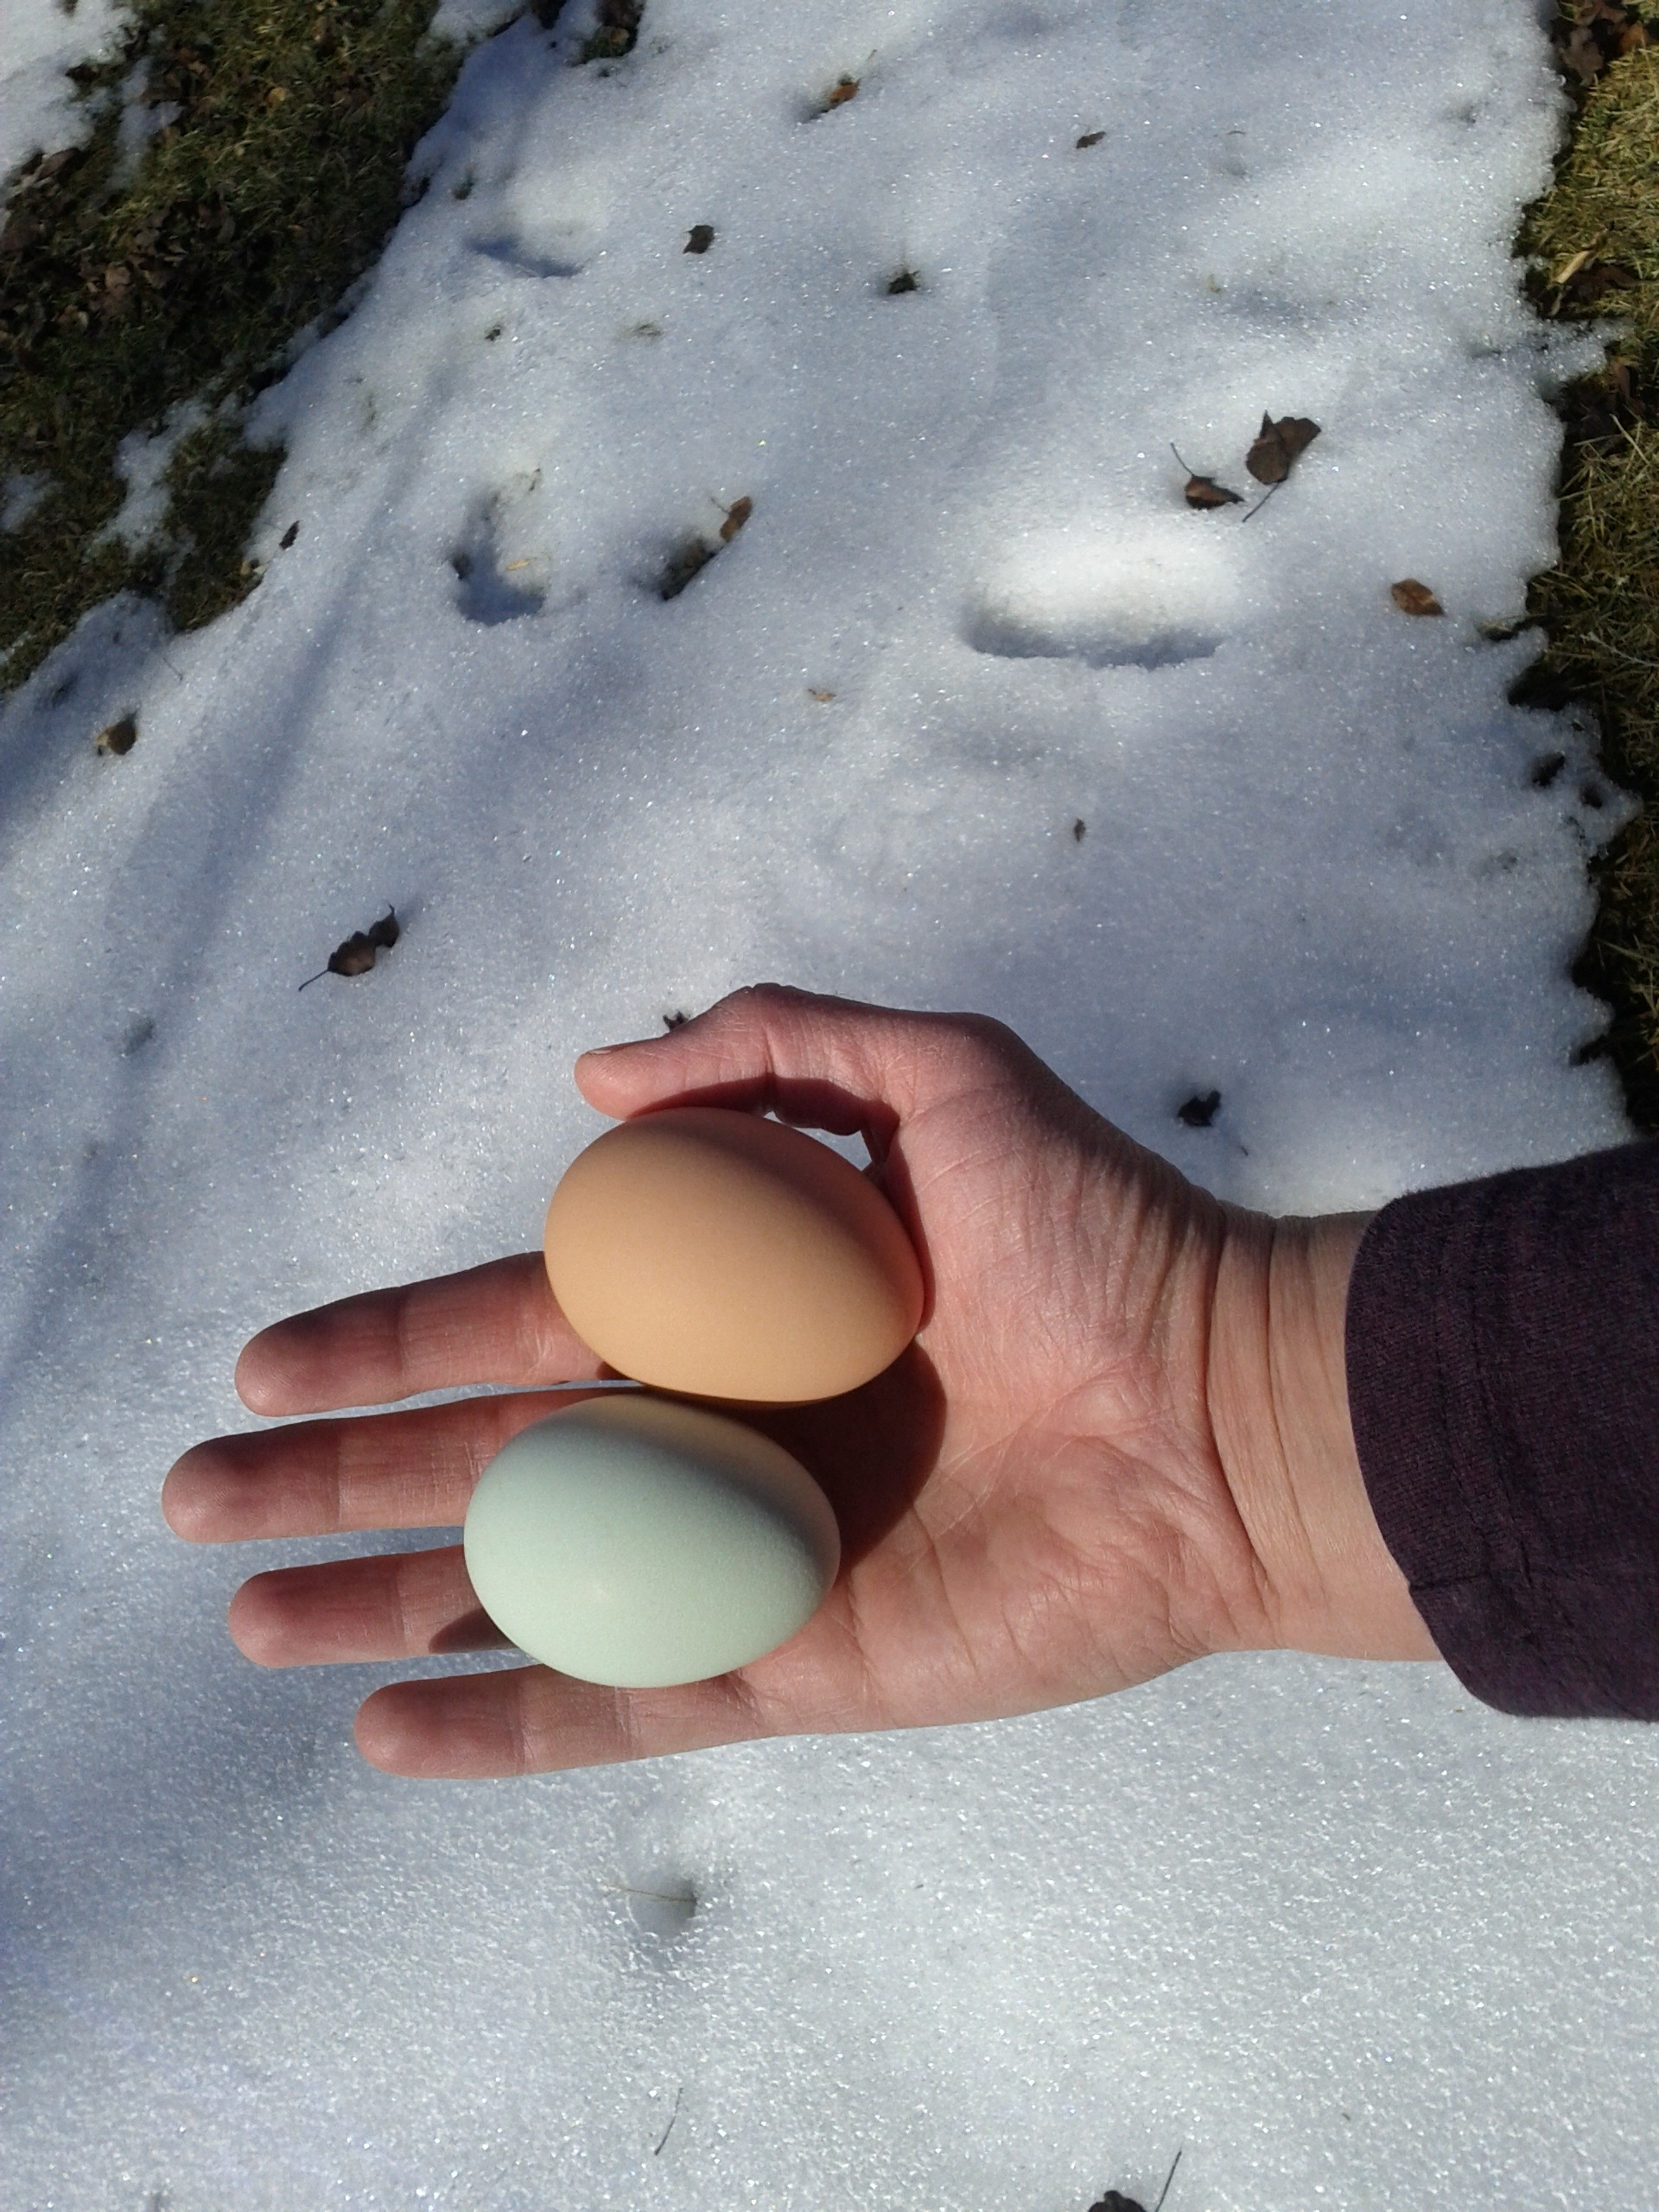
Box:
[543, 1107, 924, 1402]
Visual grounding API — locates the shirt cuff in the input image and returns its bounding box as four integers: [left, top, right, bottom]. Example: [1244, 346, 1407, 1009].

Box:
[1345, 1141, 1659, 1719]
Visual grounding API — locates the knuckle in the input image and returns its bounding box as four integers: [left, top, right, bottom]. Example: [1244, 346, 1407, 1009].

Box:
[724, 980, 805, 1027]
[931, 1008, 1027, 1084]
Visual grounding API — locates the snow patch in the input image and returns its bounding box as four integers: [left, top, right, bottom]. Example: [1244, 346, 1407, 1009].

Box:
[966, 524, 1241, 668]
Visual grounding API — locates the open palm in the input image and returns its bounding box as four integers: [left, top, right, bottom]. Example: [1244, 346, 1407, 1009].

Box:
[164, 986, 1287, 1777]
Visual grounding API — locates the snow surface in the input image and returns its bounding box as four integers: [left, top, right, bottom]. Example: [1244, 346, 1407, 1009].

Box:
[3, 1, 1656, 2208]
[0, 0, 122, 182]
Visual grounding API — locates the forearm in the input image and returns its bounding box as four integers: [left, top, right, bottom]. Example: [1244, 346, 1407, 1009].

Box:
[1211, 1141, 1659, 1719]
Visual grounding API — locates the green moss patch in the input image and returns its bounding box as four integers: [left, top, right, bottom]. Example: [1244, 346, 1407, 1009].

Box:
[1518, 8, 1659, 1126]
[0, 0, 469, 690]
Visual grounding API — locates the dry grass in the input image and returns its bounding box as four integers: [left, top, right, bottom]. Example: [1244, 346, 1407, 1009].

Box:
[1519, 16, 1659, 1126]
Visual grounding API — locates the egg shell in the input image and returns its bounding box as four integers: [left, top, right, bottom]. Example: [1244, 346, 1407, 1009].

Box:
[462, 1394, 841, 1688]
[543, 1107, 924, 1402]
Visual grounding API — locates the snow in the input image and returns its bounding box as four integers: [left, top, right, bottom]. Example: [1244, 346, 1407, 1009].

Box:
[100, 404, 207, 553]
[0, 0, 122, 181]
[3, 1, 1656, 2208]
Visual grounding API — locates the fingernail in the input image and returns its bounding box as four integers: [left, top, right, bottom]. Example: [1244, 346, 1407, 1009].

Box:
[580, 1036, 653, 1058]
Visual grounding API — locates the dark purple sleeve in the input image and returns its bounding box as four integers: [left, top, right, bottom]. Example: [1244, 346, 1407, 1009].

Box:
[1344, 1140, 1659, 1719]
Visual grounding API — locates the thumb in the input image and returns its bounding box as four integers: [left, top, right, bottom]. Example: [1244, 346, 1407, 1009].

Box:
[574, 983, 1027, 1151]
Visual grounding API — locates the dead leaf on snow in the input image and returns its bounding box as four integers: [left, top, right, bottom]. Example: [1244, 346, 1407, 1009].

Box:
[298, 906, 400, 992]
[658, 537, 715, 599]
[1177, 1090, 1221, 1128]
[1171, 443, 1243, 508]
[719, 494, 753, 542]
[95, 714, 137, 756]
[1390, 579, 1444, 617]
[1245, 413, 1321, 485]
[824, 74, 859, 108]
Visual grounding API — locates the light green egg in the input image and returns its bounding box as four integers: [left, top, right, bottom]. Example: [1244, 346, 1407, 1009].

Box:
[462, 1394, 841, 1688]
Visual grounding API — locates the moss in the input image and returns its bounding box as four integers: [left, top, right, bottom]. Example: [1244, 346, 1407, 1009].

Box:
[1, 0, 471, 690]
[163, 417, 286, 630]
[1517, 14, 1659, 1127]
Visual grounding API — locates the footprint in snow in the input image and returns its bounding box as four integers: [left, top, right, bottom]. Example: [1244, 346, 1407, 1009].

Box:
[471, 232, 588, 280]
[966, 522, 1239, 669]
[450, 480, 550, 625]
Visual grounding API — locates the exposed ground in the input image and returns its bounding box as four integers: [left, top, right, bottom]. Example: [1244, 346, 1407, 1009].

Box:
[1520, 0, 1659, 1125]
[0, 0, 470, 687]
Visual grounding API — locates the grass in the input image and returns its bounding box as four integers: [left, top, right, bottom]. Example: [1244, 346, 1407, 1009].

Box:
[1518, 4, 1659, 1128]
[0, 0, 471, 689]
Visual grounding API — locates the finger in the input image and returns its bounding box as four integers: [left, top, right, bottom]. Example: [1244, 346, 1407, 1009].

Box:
[229, 1544, 505, 1667]
[164, 1389, 598, 1543]
[235, 1253, 598, 1417]
[574, 983, 1037, 1153]
[354, 1663, 779, 1778]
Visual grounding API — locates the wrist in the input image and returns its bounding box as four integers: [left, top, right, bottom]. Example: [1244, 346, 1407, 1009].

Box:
[1208, 1208, 1439, 1662]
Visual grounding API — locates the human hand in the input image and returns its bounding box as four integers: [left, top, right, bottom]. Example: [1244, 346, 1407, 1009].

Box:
[163, 985, 1434, 1778]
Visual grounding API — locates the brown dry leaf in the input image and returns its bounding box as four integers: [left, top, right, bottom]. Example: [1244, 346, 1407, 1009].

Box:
[1245, 413, 1321, 485]
[1390, 579, 1444, 617]
[1562, 22, 1605, 79]
[95, 714, 137, 756]
[658, 537, 715, 599]
[808, 687, 836, 702]
[1177, 1090, 1222, 1129]
[1561, 359, 1643, 447]
[825, 75, 859, 108]
[328, 933, 378, 977]
[1558, 0, 1648, 85]
[0, 208, 40, 256]
[1555, 258, 1639, 312]
[298, 907, 400, 991]
[1184, 473, 1243, 510]
[719, 495, 753, 543]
